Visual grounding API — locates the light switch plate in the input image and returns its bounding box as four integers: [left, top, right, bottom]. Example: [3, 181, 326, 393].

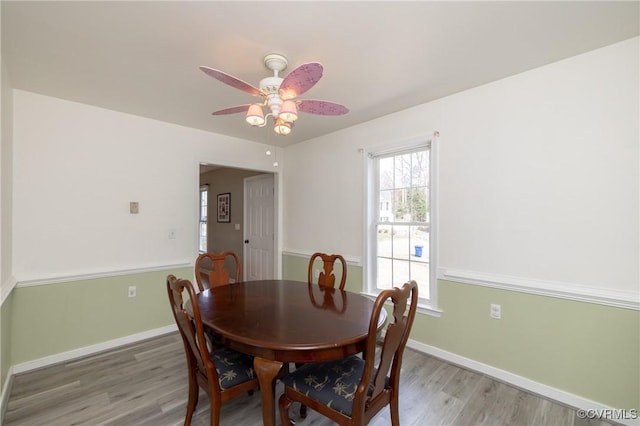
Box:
[129, 202, 139, 214]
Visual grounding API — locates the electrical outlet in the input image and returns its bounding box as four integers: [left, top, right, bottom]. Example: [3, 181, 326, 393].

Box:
[168, 229, 176, 239]
[128, 286, 137, 298]
[314, 268, 321, 278]
[490, 303, 501, 319]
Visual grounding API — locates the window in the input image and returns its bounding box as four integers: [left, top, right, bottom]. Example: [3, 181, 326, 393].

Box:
[199, 185, 208, 253]
[365, 136, 438, 311]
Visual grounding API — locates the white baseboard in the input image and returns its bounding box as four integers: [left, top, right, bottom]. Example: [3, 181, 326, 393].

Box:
[4, 325, 636, 426]
[0, 365, 14, 423]
[407, 339, 639, 426]
[11, 324, 177, 375]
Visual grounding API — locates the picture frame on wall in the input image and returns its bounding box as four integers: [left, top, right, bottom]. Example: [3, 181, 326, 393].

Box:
[217, 192, 231, 223]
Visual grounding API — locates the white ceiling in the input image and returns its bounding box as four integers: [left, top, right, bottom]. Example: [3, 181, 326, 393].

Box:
[2, 1, 638, 147]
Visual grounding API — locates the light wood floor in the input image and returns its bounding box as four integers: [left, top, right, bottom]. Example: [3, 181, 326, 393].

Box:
[4, 332, 611, 426]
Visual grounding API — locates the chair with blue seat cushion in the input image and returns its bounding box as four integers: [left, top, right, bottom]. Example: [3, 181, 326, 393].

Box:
[279, 280, 418, 426]
[297, 252, 348, 417]
[167, 275, 258, 426]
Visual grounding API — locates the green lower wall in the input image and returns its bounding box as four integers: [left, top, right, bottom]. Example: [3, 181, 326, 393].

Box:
[422, 280, 639, 411]
[9, 266, 191, 366]
[3, 258, 639, 413]
[283, 254, 640, 411]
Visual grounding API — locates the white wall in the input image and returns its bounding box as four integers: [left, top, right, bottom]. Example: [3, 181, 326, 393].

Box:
[283, 37, 639, 296]
[11, 37, 639, 295]
[1, 35, 14, 293]
[12, 91, 276, 281]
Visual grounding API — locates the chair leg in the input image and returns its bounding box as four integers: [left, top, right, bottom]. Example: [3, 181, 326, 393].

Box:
[185, 371, 199, 426]
[299, 402, 307, 418]
[293, 363, 307, 418]
[210, 399, 222, 426]
[279, 393, 294, 425]
[390, 396, 400, 426]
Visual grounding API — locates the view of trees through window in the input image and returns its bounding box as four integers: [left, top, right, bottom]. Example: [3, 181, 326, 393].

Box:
[376, 149, 430, 297]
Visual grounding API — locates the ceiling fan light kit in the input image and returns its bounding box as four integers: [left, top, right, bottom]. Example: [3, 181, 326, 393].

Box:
[279, 100, 298, 122]
[200, 53, 348, 136]
[245, 103, 266, 126]
[274, 117, 293, 135]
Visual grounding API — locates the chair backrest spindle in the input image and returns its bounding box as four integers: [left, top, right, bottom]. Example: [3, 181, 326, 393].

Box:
[167, 275, 217, 387]
[366, 281, 418, 403]
[195, 251, 241, 291]
[307, 252, 347, 290]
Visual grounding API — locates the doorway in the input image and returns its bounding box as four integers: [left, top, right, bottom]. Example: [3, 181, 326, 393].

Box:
[244, 173, 275, 280]
[199, 165, 277, 280]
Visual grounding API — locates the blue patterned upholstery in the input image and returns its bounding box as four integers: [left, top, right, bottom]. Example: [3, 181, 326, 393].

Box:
[282, 356, 368, 417]
[211, 346, 255, 390]
[279, 281, 418, 426]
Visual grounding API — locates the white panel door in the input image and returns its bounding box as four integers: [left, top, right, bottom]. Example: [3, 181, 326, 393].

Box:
[244, 174, 275, 280]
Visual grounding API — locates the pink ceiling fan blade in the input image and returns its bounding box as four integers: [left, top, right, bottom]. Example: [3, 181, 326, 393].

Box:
[298, 99, 349, 116]
[279, 62, 323, 100]
[200, 66, 263, 97]
[211, 104, 252, 115]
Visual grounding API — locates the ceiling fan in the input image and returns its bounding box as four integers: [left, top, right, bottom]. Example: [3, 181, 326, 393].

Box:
[200, 53, 349, 135]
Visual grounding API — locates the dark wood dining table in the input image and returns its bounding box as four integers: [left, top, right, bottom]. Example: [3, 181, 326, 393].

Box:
[195, 279, 385, 426]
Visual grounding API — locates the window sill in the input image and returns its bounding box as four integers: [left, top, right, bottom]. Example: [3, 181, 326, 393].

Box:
[416, 303, 443, 318]
[360, 292, 443, 318]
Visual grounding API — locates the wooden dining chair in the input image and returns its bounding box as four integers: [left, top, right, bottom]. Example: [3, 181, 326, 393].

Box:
[307, 252, 347, 289]
[166, 275, 258, 426]
[279, 280, 419, 426]
[195, 250, 241, 291]
[298, 252, 348, 417]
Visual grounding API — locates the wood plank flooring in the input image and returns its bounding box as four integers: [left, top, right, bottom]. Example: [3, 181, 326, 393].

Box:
[4, 332, 611, 426]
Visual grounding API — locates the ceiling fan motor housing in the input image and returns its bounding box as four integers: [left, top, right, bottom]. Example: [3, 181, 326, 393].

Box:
[260, 76, 284, 118]
[263, 53, 288, 75]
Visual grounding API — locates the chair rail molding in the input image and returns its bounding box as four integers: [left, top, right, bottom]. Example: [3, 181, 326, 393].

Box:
[1, 276, 17, 306]
[438, 268, 639, 310]
[15, 263, 193, 288]
[282, 248, 361, 266]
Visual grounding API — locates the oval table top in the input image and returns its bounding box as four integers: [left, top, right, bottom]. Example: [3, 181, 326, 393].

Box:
[195, 279, 384, 363]
[194, 279, 386, 426]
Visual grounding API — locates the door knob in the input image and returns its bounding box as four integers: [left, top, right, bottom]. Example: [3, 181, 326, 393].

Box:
[244, 239, 249, 244]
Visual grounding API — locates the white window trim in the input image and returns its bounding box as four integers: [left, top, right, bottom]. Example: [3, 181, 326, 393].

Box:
[363, 133, 441, 317]
[199, 185, 208, 253]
